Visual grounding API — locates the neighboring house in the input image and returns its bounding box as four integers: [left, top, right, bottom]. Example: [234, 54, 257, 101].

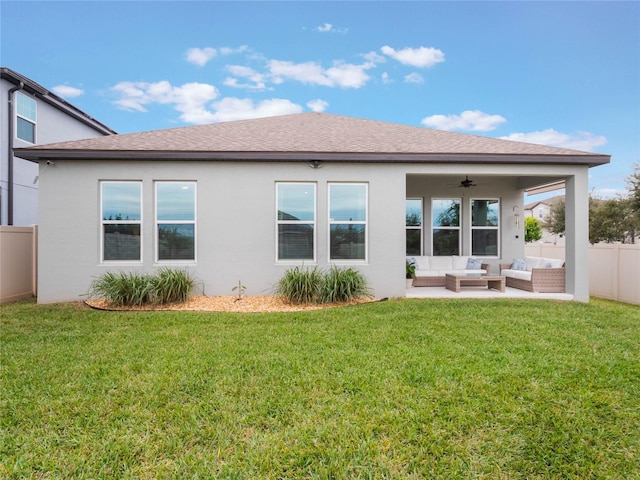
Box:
[1, 67, 116, 226]
[15, 112, 610, 302]
[525, 195, 565, 244]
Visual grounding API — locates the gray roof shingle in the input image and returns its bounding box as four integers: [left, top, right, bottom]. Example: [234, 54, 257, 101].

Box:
[15, 112, 610, 165]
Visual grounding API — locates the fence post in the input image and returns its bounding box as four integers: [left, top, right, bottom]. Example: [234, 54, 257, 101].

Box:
[32, 225, 38, 297]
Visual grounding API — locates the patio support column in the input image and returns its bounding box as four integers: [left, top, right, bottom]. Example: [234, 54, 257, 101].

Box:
[565, 170, 590, 302]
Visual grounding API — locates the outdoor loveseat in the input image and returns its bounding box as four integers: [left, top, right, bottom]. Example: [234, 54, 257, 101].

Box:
[500, 256, 566, 293]
[408, 255, 489, 287]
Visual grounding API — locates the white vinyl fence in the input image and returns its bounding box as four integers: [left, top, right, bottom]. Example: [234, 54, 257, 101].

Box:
[525, 243, 640, 305]
[0, 225, 38, 304]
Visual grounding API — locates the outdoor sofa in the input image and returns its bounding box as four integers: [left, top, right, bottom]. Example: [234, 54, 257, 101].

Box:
[500, 256, 566, 293]
[408, 255, 489, 287]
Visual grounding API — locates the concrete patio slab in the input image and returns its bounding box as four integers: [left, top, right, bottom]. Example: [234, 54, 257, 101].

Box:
[406, 286, 573, 301]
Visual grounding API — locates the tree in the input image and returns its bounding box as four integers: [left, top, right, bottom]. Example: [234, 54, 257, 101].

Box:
[525, 216, 542, 243]
[544, 199, 565, 236]
[626, 163, 640, 242]
[627, 163, 640, 214]
[589, 197, 630, 243]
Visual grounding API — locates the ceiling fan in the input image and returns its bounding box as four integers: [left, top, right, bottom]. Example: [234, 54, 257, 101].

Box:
[459, 176, 477, 188]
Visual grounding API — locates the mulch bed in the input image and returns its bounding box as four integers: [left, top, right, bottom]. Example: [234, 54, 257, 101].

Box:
[85, 295, 378, 313]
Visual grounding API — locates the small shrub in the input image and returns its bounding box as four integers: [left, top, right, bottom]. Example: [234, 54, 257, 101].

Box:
[89, 268, 196, 306]
[275, 266, 324, 304]
[320, 266, 372, 303]
[88, 271, 154, 307]
[152, 268, 197, 304]
[275, 266, 371, 305]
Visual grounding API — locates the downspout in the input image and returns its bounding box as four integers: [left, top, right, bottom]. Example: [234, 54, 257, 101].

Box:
[6, 81, 24, 225]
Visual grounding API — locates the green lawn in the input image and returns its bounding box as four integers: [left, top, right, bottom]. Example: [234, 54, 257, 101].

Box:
[2, 298, 639, 479]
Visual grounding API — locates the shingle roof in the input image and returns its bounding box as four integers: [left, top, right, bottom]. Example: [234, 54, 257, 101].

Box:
[1, 67, 116, 135]
[15, 112, 610, 166]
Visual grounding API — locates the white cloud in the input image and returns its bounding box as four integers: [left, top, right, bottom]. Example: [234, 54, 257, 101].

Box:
[499, 129, 607, 152]
[363, 51, 386, 64]
[52, 85, 84, 98]
[224, 65, 267, 89]
[112, 80, 302, 124]
[209, 97, 302, 122]
[381, 45, 445, 68]
[381, 72, 392, 84]
[307, 99, 328, 112]
[316, 23, 347, 34]
[268, 59, 373, 88]
[404, 72, 424, 84]
[422, 110, 507, 132]
[111, 80, 220, 124]
[219, 45, 249, 55]
[185, 47, 218, 66]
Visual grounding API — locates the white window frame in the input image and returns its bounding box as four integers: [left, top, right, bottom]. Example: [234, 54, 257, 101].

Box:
[16, 92, 36, 143]
[406, 198, 423, 256]
[276, 182, 317, 263]
[431, 198, 461, 256]
[328, 182, 368, 263]
[471, 198, 500, 258]
[155, 181, 197, 264]
[100, 181, 143, 263]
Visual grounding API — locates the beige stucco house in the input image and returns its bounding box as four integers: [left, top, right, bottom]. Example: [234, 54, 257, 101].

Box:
[15, 112, 610, 302]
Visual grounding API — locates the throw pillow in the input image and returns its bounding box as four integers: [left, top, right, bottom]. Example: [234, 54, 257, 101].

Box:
[466, 257, 483, 270]
[511, 258, 526, 271]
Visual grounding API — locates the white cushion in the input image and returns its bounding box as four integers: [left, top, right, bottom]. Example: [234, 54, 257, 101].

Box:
[452, 256, 471, 270]
[502, 269, 532, 281]
[542, 258, 564, 268]
[430, 256, 454, 270]
[418, 256, 430, 270]
[525, 256, 545, 271]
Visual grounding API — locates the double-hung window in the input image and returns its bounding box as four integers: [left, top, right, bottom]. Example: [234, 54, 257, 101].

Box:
[156, 182, 196, 261]
[276, 183, 316, 261]
[329, 183, 367, 261]
[16, 92, 36, 143]
[406, 198, 423, 255]
[101, 181, 142, 262]
[432, 198, 460, 255]
[471, 199, 500, 256]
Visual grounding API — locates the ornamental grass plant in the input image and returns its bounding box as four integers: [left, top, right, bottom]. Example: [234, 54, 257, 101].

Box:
[274, 266, 325, 304]
[87, 271, 154, 307]
[152, 267, 198, 304]
[88, 268, 196, 306]
[319, 265, 372, 303]
[275, 265, 371, 304]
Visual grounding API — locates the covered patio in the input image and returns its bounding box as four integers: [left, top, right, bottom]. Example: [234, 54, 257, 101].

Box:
[405, 166, 596, 301]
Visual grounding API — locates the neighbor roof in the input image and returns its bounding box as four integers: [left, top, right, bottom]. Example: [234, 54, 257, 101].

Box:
[15, 112, 610, 166]
[1, 67, 117, 136]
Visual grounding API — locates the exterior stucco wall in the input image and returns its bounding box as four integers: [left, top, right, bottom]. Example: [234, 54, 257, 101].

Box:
[1, 79, 112, 226]
[36, 159, 592, 303]
[37, 160, 407, 303]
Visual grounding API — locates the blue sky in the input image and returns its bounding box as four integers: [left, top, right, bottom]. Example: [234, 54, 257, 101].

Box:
[2, 1, 638, 198]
